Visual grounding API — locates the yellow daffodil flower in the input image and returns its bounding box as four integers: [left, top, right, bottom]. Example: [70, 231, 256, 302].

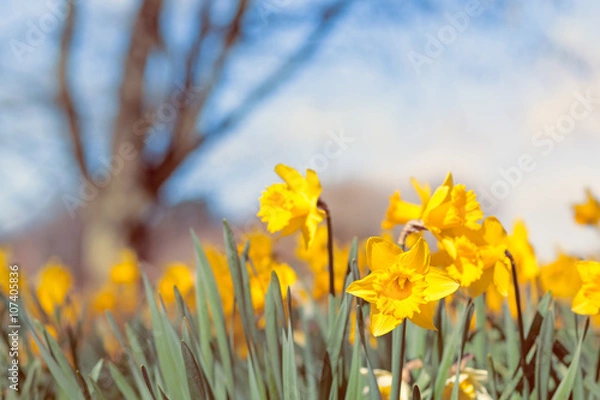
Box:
[571, 261, 600, 315]
[438, 217, 511, 298]
[572, 188, 600, 226]
[540, 252, 582, 300]
[109, 249, 140, 285]
[507, 220, 539, 283]
[157, 262, 195, 305]
[242, 230, 297, 313]
[36, 259, 73, 315]
[442, 367, 492, 400]
[296, 226, 351, 299]
[383, 173, 483, 236]
[258, 164, 326, 248]
[346, 237, 459, 336]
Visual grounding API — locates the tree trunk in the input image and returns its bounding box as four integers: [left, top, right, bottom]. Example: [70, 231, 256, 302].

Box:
[81, 162, 153, 282]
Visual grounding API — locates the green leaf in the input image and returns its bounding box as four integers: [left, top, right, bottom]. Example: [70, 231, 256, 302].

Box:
[191, 231, 235, 395]
[282, 327, 299, 400]
[473, 295, 487, 368]
[24, 317, 83, 400]
[344, 318, 364, 400]
[551, 317, 590, 400]
[109, 363, 139, 400]
[142, 274, 191, 400]
[433, 300, 471, 399]
[181, 340, 214, 400]
[222, 221, 257, 355]
[535, 305, 554, 400]
[265, 271, 283, 399]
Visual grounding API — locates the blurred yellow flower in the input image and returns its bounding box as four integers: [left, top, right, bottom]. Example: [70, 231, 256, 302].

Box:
[0, 247, 12, 293]
[258, 164, 326, 248]
[36, 259, 73, 315]
[507, 219, 539, 283]
[205, 245, 235, 316]
[572, 188, 600, 226]
[571, 261, 600, 315]
[296, 226, 351, 300]
[296, 225, 329, 273]
[361, 368, 410, 400]
[347, 237, 459, 336]
[383, 173, 483, 236]
[92, 284, 118, 313]
[241, 230, 297, 313]
[540, 252, 582, 300]
[109, 249, 140, 285]
[157, 262, 195, 305]
[439, 217, 511, 298]
[442, 367, 492, 400]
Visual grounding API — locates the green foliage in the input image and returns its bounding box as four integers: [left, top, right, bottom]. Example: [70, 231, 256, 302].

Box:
[1, 224, 599, 399]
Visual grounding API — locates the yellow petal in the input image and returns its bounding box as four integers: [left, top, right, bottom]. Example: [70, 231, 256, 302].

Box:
[467, 267, 494, 298]
[410, 177, 431, 204]
[493, 260, 512, 297]
[346, 273, 380, 303]
[398, 237, 430, 273]
[301, 209, 326, 249]
[424, 268, 459, 301]
[409, 301, 437, 331]
[577, 261, 600, 282]
[366, 237, 403, 271]
[483, 217, 507, 246]
[441, 172, 454, 188]
[304, 169, 322, 201]
[275, 164, 306, 192]
[370, 306, 401, 337]
[571, 289, 600, 315]
[382, 191, 422, 228]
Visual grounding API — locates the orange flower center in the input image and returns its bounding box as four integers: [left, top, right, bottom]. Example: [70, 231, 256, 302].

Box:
[383, 274, 414, 301]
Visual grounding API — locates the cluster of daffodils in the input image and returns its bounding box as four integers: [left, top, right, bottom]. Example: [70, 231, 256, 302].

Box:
[259, 165, 600, 336]
[1, 164, 599, 399]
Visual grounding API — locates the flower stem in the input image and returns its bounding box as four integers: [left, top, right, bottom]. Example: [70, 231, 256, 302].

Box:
[505, 249, 528, 388]
[390, 321, 407, 400]
[595, 336, 600, 383]
[318, 199, 335, 298]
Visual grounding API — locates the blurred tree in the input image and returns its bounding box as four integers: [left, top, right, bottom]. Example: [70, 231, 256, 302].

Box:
[55, 0, 350, 279]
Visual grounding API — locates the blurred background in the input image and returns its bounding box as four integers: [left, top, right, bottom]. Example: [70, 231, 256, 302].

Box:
[1, 0, 599, 280]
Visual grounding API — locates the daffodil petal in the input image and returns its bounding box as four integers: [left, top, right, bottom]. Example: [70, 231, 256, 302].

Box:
[493, 260, 512, 297]
[275, 164, 306, 192]
[409, 301, 437, 331]
[398, 237, 430, 273]
[370, 306, 400, 337]
[424, 267, 459, 301]
[346, 273, 380, 303]
[366, 237, 403, 271]
[571, 289, 599, 315]
[467, 267, 494, 298]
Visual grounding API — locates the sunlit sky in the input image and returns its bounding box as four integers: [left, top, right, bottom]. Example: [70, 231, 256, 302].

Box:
[1, 0, 599, 260]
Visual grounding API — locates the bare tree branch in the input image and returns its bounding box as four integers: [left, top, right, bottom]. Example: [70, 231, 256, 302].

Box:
[205, 0, 349, 138]
[58, 1, 90, 182]
[148, 0, 249, 192]
[111, 0, 164, 156]
[149, 0, 350, 192]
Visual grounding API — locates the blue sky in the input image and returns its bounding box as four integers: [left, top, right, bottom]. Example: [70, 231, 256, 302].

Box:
[1, 0, 599, 260]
